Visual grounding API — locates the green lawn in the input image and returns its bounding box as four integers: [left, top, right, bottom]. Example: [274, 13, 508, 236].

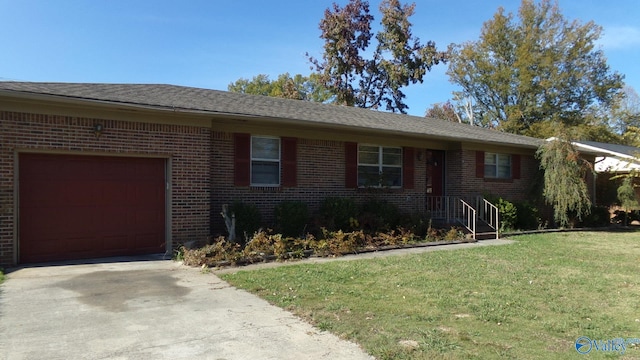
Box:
[220, 231, 640, 359]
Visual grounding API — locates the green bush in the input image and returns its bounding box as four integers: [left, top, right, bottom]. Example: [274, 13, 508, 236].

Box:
[514, 201, 541, 230]
[579, 206, 611, 227]
[319, 197, 358, 231]
[400, 212, 430, 237]
[358, 198, 401, 233]
[274, 200, 309, 237]
[489, 197, 517, 232]
[230, 201, 263, 245]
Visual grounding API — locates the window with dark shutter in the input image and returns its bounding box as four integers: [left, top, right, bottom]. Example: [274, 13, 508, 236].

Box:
[281, 137, 297, 187]
[234, 133, 251, 186]
[512, 154, 521, 179]
[403, 147, 414, 189]
[345, 142, 358, 188]
[475, 151, 485, 178]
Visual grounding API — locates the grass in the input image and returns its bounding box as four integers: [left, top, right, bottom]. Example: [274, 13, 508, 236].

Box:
[220, 230, 640, 359]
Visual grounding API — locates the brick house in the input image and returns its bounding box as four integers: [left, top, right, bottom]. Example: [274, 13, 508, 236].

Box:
[0, 82, 544, 266]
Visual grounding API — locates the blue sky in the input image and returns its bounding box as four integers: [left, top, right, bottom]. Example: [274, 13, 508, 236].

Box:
[2, 0, 639, 116]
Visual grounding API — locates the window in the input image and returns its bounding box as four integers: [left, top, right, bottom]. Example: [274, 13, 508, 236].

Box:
[484, 152, 511, 179]
[251, 136, 280, 185]
[358, 145, 402, 187]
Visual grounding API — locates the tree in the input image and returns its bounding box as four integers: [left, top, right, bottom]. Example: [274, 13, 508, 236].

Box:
[536, 132, 593, 227]
[447, 0, 624, 137]
[228, 73, 333, 102]
[616, 177, 640, 226]
[308, 0, 448, 113]
[611, 86, 640, 145]
[424, 101, 460, 123]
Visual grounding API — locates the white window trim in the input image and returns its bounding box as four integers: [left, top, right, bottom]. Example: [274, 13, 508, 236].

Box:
[357, 144, 403, 188]
[485, 152, 512, 179]
[250, 136, 281, 187]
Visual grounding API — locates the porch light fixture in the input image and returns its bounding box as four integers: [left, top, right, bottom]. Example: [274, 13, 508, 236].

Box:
[93, 123, 104, 138]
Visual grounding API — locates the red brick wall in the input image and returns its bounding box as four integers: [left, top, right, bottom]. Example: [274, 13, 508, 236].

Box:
[210, 132, 427, 236]
[0, 111, 211, 266]
[446, 149, 539, 202]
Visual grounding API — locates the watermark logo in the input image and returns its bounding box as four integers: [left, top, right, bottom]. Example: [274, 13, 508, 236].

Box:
[575, 336, 592, 354]
[575, 336, 639, 355]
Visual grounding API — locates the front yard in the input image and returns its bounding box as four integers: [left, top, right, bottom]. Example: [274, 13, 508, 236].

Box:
[220, 230, 640, 359]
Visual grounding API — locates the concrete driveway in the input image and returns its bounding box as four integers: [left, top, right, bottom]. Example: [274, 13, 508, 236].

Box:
[0, 257, 373, 360]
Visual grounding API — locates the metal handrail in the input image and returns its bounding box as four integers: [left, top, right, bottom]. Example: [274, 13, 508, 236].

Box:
[481, 198, 500, 239]
[459, 199, 476, 240]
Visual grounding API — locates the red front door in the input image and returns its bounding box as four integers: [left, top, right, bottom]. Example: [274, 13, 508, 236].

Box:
[426, 150, 444, 196]
[19, 153, 166, 263]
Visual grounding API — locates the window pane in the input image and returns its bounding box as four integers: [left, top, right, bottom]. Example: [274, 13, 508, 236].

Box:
[251, 161, 279, 185]
[359, 145, 378, 153]
[382, 147, 402, 166]
[382, 166, 402, 187]
[252, 137, 279, 160]
[359, 145, 380, 165]
[358, 166, 380, 187]
[484, 152, 497, 165]
[498, 154, 511, 167]
[498, 165, 511, 178]
[359, 151, 379, 165]
[485, 164, 497, 178]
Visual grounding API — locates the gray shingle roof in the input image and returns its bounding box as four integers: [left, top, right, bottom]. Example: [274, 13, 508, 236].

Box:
[0, 81, 542, 149]
[576, 140, 640, 158]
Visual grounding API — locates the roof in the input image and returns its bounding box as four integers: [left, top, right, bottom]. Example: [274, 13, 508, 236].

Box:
[572, 140, 640, 173]
[0, 81, 542, 149]
[574, 140, 640, 158]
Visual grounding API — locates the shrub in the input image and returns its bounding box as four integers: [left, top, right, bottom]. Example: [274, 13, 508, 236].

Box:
[443, 227, 464, 241]
[319, 197, 358, 231]
[578, 206, 611, 227]
[612, 210, 640, 224]
[181, 237, 242, 266]
[486, 196, 517, 232]
[400, 212, 430, 237]
[274, 201, 309, 237]
[514, 201, 541, 230]
[358, 198, 401, 233]
[230, 201, 263, 245]
[312, 228, 365, 256]
[243, 230, 277, 258]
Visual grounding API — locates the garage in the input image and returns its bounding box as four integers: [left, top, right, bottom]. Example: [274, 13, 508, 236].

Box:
[19, 153, 166, 263]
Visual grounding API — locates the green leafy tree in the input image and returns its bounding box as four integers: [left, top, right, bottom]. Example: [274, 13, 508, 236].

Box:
[536, 133, 593, 227]
[611, 86, 640, 145]
[308, 0, 448, 114]
[228, 73, 333, 102]
[447, 0, 624, 137]
[616, 177, 640, 226]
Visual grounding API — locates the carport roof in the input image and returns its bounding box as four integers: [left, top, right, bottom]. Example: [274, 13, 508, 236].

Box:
[0, 81, 542, 149]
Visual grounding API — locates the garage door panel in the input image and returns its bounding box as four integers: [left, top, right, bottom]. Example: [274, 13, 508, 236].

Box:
[102, 235, 129, 251]
[19, 154, 166, 263]
[135, 233, 163, 249]
[21, 181, 68, 206]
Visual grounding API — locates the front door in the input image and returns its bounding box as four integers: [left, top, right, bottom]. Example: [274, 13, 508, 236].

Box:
[426, 150, 444, 196]
[425, 150, 445, 218]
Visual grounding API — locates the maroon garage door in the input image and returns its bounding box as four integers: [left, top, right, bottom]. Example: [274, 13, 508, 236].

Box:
[19, 153, 166, 263]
